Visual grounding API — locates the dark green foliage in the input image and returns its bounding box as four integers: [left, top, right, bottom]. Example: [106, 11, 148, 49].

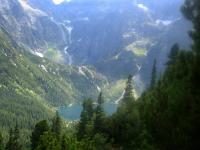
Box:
[182, 0, 200, 100]
[105, 76, 142, 149]
[31, 120, 50, 150]
[135, 1, 200, 149]
[35, 131, 61, 150]
[110, 101, 142, 149]
[61, 135, 68, 150]
[61, 135, 75, 150]
[139, 51, 199, 150]
[52, 112, 62, 140]
[150, 59, 157, 88]
[77, 99, 94, 139]
[5, 129, 13, 150]
[0, 132, 3, 150]
[182, 0, 200, 55]
[5, 125, 22, 150]
[92, 133, 112, 150]
[166, 43, 180, 66]
[121, 75, 135, 107]
[94, 92, 105, 133]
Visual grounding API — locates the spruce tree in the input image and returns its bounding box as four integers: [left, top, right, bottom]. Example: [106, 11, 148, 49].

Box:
[78, 109, 88, 139]
[52, 112, 62, 140]
[31, 120, 50, 150]
[77, 99, 94, 139]
[122, 75, 134, 106]
[35, 131, 61, 150]
[13, 125, 21, 150]
[6, 125, 21, 150]
[94, 92, 105, 133]
[181, 0, 200, 148]
[166, 43, 179, 66]
[182, 0, 200, 55]
[0, 132, 3, 150]
[61, 135, 68, 150]
[5, 129, 14, 150]
[150, 59, 157, 88]
[182, 0, 200, 90]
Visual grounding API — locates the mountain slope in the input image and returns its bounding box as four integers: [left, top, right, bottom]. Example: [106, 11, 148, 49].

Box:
[0, 27, 107, 130]
[0, 0, 69, 62]
[0, 28, 52, 129]
[0, 0, 192, 107]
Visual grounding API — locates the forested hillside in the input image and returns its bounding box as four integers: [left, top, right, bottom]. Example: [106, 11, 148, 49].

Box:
[0, 26, 106, 136]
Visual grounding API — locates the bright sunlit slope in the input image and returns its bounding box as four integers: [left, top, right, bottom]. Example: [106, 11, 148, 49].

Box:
[0, 26, 107, 131]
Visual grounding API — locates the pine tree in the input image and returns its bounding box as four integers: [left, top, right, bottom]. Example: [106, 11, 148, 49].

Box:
[31, 120, 50, 150]
[94, 92, 105, 133]
[61, 135, 68, 150]
[150, 59, 157, 88]
[13, 125, 21, 150]
[78, 109, 88, 139]
[5, 129, 14, 150]
[35, 131, 61, 150]
[52, 112, 62, 140]
[181, 0, 200, 149]
[6, 125, 22, 150]
[182, 0, 200, 55]
[0, 132, 3, 150]
[77, 99, 94, 139]
[122, 75, 134, 106]
[166, 43, 179, 66]
[182, 0, 200, 90]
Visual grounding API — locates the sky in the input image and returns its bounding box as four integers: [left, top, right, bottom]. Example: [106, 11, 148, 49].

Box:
[52, 0, 68, 5]
[52, 0, 119, 4]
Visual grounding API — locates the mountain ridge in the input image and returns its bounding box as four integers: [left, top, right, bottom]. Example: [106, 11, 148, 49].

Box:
[0, 26, 108, 130]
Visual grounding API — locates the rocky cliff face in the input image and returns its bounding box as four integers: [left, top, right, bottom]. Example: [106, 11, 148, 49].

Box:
[0, 0, 68, 57]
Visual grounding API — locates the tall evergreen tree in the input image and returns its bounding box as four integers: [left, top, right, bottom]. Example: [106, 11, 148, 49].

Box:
[13, 125, 21, 150]
[181, 0, 200, 148]
[166, 43, 180, 66]
[77, 99, 94, 139]
[122, 75, 134, 106]
[6, 125, 22, 150]
[61, 135, 68, 150]
[78, 109, 88, 139]
[182, 0, 200, 55]
[52, 112, 62, 140]
[0, 132, 3, 150]
[5, 129, 14, 150]
[35, 131, 61, 150]
[31, 120, 50, 150]
[94, 92, 105, 133]
[150, 59, 157, 88]
[182, 0, 200, 91]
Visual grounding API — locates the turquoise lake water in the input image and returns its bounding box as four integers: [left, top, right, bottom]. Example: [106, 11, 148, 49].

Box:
[59, 102, 118, 120]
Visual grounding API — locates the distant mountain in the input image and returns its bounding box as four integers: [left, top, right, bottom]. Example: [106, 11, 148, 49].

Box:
[0, 0, 191, 96]
[137, 0, 184, 17]
[30, 0, 191, 89]
[0, 0, 71, 64]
